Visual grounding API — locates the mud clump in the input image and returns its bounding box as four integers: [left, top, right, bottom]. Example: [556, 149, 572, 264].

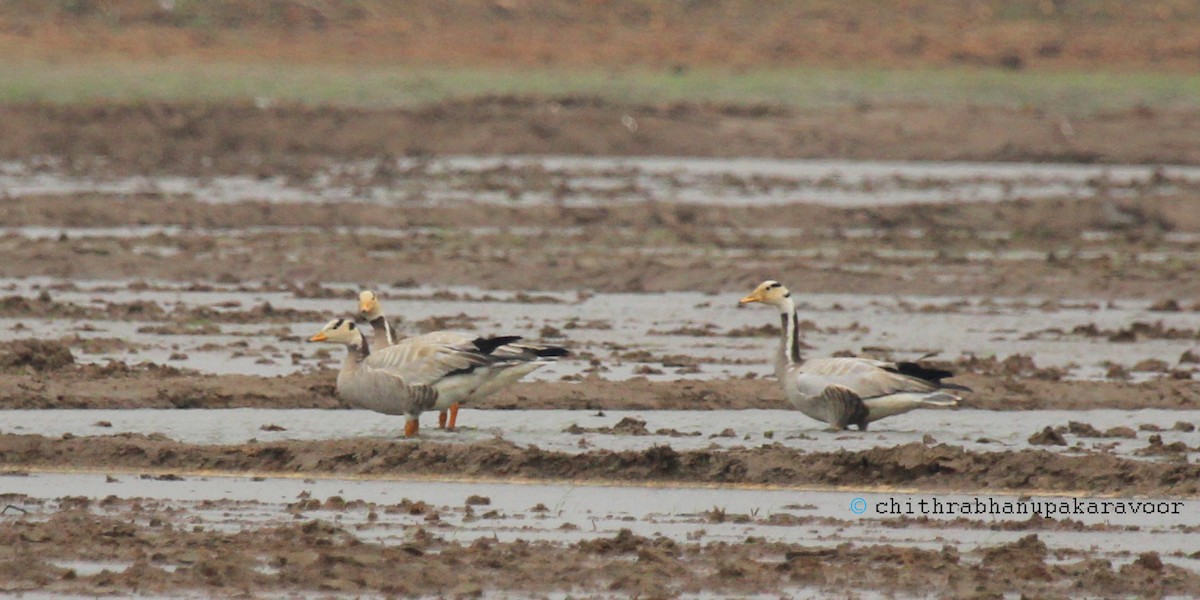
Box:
[1135, 435, 1192, 457]
[1028, 427, 1067, 446]
[564, 417, 651, 436]
[0, 340, 75, 372]
[1067, 422, 1137, 439]
[4, 435, 1200, 496]
[7, 503, 1198, 597]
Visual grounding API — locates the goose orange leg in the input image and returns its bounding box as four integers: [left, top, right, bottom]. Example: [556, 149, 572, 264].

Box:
[437, 411, 448, 428]
[404, 419, 419, 437]
[447, 403, 460, 430]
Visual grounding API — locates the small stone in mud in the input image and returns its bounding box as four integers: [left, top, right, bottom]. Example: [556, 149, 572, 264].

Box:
[922, 434, 936, 445]
[94, 420, 112, 428]
[530, 503, 549, 512]
[1139, 424, 1163, 432]
[1173, 421, 1196, 432]
[168, 352, 188, 361]
[1028, 427, 1067, 446]
[465, 495, 491, 506]
[260, 423, 287, 431]
[710, 428, 736, 438]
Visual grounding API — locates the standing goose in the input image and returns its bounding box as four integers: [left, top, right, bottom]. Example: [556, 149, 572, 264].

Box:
[739, 280, 967, 431]
[358, 290, 568, 430]
[307, 318, 545, 437]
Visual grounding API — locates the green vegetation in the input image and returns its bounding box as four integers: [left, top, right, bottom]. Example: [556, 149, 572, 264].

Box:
[2, 61, 1196, 114]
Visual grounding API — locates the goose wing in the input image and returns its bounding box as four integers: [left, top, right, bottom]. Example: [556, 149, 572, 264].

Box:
[795, 357, 939, 399]
[367, 340, 504, 386]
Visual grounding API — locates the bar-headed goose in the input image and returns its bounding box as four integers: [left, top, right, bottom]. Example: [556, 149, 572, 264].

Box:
[358, 290, 568, 430]
[739, 280, 968, 431]
[308, 318, 550, 437]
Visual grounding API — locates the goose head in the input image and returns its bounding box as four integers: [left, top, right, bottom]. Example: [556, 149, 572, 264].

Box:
[738, 280, 792, 308]
[308, 318, 363, 345]
[358, 290, 384, 321]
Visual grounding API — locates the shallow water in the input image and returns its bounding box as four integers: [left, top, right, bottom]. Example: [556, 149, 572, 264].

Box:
[4, 156, 1199, 207]
[5, 471, 1198, 563]
[5, 277, 1198, 382]
[2, 408, 1196, 461]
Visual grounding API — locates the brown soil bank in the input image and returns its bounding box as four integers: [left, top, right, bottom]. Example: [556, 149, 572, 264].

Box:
[1, 359, 1198, 412]
[4, 0, 1200, 71]
[3, 100, 1200, 171]
[4, 512, 1192, 599]
[2, 434, 1198, 496]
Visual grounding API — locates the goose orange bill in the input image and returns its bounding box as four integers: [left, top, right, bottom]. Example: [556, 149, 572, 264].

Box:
[308, 332, 328, 342]
[739, 292, 764, 304]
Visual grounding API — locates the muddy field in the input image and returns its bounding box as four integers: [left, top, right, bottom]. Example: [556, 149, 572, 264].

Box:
[4, 3, 1200, 593]
[2, 154, 1200, 597]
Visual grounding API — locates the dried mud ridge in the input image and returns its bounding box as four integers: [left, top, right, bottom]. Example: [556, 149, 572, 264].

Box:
[3, 434, 1199, 497]
[10, 0, 1200, 71]
[2, 509, 1193, 598]
[4, 99, 1200, 173]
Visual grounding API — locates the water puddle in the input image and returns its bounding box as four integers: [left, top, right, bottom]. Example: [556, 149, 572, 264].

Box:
[5, 471, 1197, 564]
[1, 408, 1196, 461]
[5, 156, 1199, 207]
[5, 277, 1198, 381]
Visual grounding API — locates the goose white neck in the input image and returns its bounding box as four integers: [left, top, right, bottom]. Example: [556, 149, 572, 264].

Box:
[776, 296, 802, 366]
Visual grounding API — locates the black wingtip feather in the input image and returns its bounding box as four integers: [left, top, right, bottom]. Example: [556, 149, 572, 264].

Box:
[889, 361, 955, 384]
[535, 346, 570, 358]
[472, 335, 524, 354]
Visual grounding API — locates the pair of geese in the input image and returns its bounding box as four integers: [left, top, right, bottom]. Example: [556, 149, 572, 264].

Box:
[308, 281, 967, 436]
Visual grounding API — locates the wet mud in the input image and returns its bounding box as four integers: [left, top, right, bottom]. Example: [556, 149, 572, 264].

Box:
[2, 354, 1199, 412]
[2, 433, 1198, 497]
[3, 507, 1194, 598]
[5, 100, 1200, 176]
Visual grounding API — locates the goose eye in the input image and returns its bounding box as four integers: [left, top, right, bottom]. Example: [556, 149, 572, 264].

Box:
[348, 323, 356, 329]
